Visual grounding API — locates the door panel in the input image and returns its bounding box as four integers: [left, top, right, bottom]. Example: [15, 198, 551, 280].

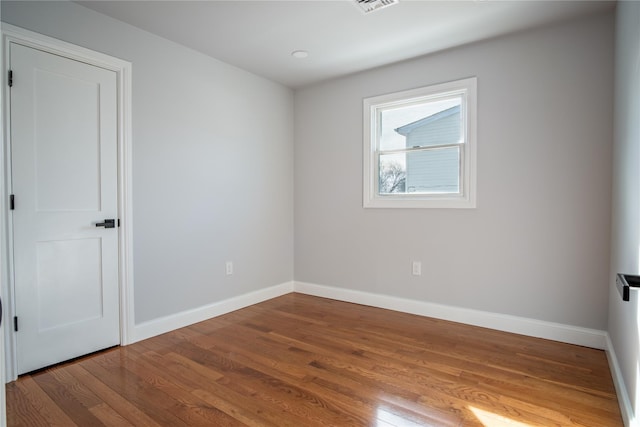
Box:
[36, 238, 104, 331]
[10, 43, 119, 374]
[34, 68, 102, 212]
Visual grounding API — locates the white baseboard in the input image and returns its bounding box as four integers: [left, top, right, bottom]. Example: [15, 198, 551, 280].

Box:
[605, 334, 637, 427]
[131, 279, 606, 350]
[132, 281, 294, 343]
[293, 281, 607, 350]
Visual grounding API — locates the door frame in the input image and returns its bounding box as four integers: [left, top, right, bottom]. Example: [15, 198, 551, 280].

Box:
[1, 23, 134, 382]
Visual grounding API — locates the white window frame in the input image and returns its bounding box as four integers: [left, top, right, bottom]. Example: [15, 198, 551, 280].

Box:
[363, 77, 477, 208]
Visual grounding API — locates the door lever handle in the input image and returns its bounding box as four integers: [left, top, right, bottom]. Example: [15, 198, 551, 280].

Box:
[96, 219, 115, 229]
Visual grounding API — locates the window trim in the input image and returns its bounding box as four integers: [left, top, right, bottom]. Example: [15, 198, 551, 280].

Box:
[363, 77, 477, 209]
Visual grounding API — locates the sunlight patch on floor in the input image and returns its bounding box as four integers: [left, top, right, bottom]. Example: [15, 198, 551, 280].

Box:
[469, 406, 533, 427]
[375, 407, 427, 427]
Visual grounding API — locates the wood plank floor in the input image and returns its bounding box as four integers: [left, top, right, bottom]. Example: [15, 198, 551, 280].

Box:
[7, 293, 622, 426]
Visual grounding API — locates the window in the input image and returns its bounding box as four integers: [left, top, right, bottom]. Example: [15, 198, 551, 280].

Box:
[363, 77, 477, 208]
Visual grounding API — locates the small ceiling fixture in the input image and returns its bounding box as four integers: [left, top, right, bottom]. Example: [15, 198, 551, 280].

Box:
[354, 0, 399, 14]
[291, 50, 309, 59]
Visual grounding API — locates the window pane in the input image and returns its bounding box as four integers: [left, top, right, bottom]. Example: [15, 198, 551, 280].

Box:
[378, 153, 406, 194]
[379, 97, 462, 151]
[379, 148, 460, 195]
[405, 147, 460, 194]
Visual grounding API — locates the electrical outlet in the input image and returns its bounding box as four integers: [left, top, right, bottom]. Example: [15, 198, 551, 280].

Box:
[225, 261, 233, 275]
[412, 261, 422, 276]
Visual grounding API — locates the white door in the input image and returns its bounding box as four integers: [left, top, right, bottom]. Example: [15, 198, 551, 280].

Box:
[9, 43, 119, 375]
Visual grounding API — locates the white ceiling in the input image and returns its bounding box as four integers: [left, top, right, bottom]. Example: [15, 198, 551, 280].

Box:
[77, 0, 615, 88]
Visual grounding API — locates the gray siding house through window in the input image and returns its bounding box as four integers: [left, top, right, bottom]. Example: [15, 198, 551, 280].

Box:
[395, 105, 461, 193]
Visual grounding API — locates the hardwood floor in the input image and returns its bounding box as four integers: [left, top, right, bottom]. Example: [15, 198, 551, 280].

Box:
[7, 293, 622, 426]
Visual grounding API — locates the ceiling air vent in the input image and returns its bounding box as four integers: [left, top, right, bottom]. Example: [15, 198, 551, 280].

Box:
[355, 0, 399, 14]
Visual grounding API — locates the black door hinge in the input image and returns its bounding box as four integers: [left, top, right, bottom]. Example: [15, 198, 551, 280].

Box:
[118, 219, 121, 227]
[14, 316, 18, 332]
[10, 194, 15, 210]
[8, 70, 13, 87]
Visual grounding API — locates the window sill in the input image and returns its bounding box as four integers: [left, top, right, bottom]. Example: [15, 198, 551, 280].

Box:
[363, 194, 476, 209]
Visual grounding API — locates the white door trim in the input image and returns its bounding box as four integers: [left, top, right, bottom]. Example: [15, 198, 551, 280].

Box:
[1, 23, 134, 382]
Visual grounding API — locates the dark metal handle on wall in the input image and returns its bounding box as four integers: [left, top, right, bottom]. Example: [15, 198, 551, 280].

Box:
[616, 274, 640, 302]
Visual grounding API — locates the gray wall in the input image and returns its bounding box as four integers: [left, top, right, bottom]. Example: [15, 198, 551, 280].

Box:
[1, 1, 294, 324]
[608, 0, 640, 417]
[294, 12, 614, 330]
[1, 2, 616, 334]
